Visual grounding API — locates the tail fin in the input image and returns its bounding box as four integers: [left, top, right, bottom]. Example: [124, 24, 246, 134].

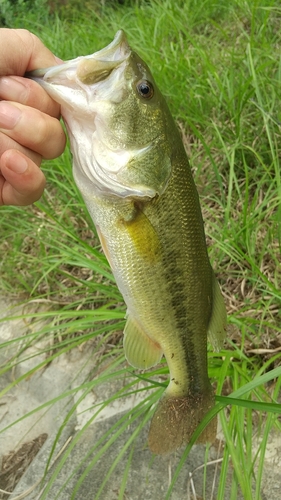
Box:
[148, 391, 217, 454]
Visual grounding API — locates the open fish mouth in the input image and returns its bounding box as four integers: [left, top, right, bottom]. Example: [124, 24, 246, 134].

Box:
[28, 30, 130, 89]
[27, 30, 131, 110]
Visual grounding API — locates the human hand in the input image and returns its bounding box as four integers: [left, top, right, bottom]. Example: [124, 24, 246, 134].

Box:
[0, 28, 66, 206]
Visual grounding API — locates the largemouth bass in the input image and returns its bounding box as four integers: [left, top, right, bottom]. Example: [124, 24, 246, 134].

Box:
[29, 31, 226, 454]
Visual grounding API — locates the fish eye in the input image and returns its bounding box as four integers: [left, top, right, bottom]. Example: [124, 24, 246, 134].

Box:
[136, 80, 154, 99]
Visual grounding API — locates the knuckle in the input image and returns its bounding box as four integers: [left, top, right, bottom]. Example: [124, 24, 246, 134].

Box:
[50, 125, 66, 159]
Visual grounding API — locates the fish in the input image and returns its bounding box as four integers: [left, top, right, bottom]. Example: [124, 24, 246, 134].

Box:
[28, 30, 227, 454]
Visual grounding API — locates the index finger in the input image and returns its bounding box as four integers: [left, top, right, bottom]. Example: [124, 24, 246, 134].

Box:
[0, 28, 59, 76]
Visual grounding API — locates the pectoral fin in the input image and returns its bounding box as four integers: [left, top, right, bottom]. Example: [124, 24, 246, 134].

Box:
[119, 203, 161, 263]
[208, 274, 227, 351]
[124, 314, 163, 369]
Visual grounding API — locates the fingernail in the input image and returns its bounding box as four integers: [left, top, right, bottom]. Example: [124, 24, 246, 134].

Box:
[8, 154, 28, 174]
[0, 102, 22, 129]
[0, 76, 28, 102]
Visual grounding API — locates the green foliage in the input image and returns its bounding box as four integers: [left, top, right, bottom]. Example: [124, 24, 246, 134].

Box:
[0, 0, 50, 27]
[1, 0, 281, 498]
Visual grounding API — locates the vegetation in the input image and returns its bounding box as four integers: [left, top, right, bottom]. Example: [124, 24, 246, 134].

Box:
[0, 0, 281, 498]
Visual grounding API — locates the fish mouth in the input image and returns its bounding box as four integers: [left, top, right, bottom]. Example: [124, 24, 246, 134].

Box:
[27, 30, 130, 97]
[27, 32, 164, 200]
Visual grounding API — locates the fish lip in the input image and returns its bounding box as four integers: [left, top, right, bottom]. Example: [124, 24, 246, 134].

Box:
[92, 30, 129, 62]
[27, 30, 130, 82]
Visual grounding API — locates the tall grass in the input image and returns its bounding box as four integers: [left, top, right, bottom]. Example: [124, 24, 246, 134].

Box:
[1, 0, 281, 498]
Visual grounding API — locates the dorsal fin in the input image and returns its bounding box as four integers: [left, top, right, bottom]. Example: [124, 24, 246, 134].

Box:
[208, 274, 227, 351]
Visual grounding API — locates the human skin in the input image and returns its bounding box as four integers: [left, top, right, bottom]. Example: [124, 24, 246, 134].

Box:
[0, 28, 66, 206]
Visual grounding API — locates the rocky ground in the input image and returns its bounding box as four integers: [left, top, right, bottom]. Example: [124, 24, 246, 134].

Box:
[0, 298, 280, 500]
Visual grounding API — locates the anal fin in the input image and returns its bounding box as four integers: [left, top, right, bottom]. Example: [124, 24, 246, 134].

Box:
[123, 314, 163, 369]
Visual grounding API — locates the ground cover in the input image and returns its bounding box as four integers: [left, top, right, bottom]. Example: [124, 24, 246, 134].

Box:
[0, 1, 281, 498]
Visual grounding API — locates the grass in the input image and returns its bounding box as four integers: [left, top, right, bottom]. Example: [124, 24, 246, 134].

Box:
[1, 0, 281, 498]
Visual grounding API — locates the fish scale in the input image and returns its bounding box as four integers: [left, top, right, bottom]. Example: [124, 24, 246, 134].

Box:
[28, 30, 227, 454]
